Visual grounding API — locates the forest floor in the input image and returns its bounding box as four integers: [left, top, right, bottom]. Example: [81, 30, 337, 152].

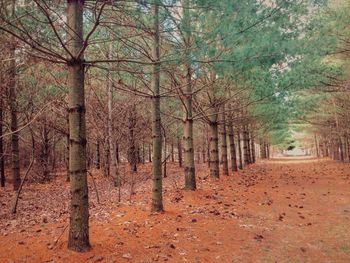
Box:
[1, 157, 350, 263]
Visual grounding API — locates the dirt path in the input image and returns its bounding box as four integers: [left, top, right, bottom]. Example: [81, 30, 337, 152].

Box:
[1, 158, 349, 262]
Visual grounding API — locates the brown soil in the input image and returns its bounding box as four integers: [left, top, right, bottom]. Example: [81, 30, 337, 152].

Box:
[1, 158, 350, 262]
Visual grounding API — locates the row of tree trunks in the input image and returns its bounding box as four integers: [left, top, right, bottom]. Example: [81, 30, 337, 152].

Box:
[321, 134, 350, 162]
[204, 103, 260, 178]
[92, 137, 184, 171]
[260, 140, 270, 159]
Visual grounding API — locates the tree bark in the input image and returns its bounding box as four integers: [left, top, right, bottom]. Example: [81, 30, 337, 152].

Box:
[128, 105, 137, 172]
[219, 105, 228, 176]
[237, 129, 243, 169]
[67, 0, 90, 252]
[163, 132, 167, 178]
[314, 134, 319, 158]
[209, 120, 219, 178]
[339, 137, 344, 162]
[51, 133, 56, 172]
[171, 141, 174, 162]
[260, 140, 266, 159]
[142, 141, 145, 164]
[227, 106, 238, 172]
[151, 0, 163, 212]
[103, 140, 109, 176]
[148, 143, 152, 162]
[9, 42, 21, 191]
[116, 142, 120, 163]
[40, 122, 50, 180]
[182, 0, 196, 190]
[96, 140, 100, 169]
[107, 39, 119, 186]
[206, 128, 210, 168]
[66, 125, 70, 182]
[202, 139, 206, 164]
[347, 137, 350, 162]
[177, 136, 182, 167]
[0, 93, 5, 187]
[243, 125, 250, 165]
[250, 133, 256, 163]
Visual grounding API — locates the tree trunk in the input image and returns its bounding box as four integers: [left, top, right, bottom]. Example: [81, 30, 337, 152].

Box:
[9, 42, 21, 191]
[128, 105, 137, 172]
[163, 134, 167, 178]
[250, 133, 256, 163]
[142, 141, 145, 164]
[148, 143, 152, 162]
[227, 107, 238, 172]
[343, 136, 348, 161]
[171, 141, 174, 162]
[209, 120, 219, 178]
[177, 136, 182, 167]
[219, 105, 228, 176]
[67, 0, 90, 252]
[151, 0, 163, 212]
[103, 140, 109, 176]
[347, 136, 350, 162]
[260, 140, 266, 159]
[339, 137, 344, 162]
[107, 39, 119, 186]
[51, 133, 56, 172]
[202, 139, 206, 164]
[182, 0, 196, 190]
[247, 129, 252, 164]
[206, 128, 210, 168]
[116, 142, 120, 163]
[40, 123, 50, 180]
[137, 145, 141, 163]
[0, 94, 5, 187]
[86, 143, 91, 169]
[237, 129, 243, 169]
[314, 134, 319, 158]
[96, 140, 100, 169]
[197, 150, 201, 164]
[66, 126, 70, 182]
[243, 126, 250, 165]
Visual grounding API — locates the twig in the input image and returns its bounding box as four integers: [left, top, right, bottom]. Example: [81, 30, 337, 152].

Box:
[53, 224, 69, 247]
[11, 156, 34, 214]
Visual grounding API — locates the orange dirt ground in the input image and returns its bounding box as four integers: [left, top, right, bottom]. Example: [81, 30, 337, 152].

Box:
[1, 158, 350, 262]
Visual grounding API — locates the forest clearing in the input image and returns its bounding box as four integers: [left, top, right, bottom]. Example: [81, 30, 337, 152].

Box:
[1, 0, 350, 262]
